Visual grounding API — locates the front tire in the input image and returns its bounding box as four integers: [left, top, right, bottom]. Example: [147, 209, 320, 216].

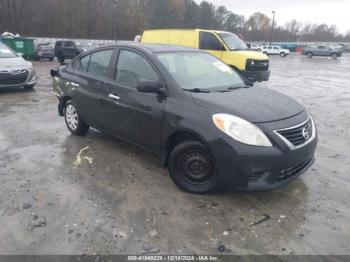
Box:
[64, 100, 89, 136]
[306, 52, 313, 58]
[168, 141, 220, 193]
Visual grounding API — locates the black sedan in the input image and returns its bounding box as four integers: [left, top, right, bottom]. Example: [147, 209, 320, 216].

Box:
[51, 42, 317, 193]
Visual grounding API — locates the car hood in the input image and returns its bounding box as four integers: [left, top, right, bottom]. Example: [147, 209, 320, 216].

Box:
[0, 57, 30, 69]
[191, 87, 304, 123]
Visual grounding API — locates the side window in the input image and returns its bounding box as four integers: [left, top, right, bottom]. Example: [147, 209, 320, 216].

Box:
[78, 55, 91, 72]
[87, 49, 113, 78]
[199, 32, 223, 51]
[64, 42, 75, 48]
[115, 50, 158, 88]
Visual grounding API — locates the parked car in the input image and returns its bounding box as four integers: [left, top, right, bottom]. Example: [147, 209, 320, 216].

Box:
[249, 44, 262, 51]
[262, 45, 290, 57]
[54, 40, 84, 63]
[51, 42, 317, 193]
[0, 43, 37, 89]
[35, 43, 54, 61]
[302, 45, 342, 59]
[141, 29, 270, 82]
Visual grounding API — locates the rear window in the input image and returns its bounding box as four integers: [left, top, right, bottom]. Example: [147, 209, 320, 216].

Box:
[87, 49, 113, 78]
[79, 55, 91, 72]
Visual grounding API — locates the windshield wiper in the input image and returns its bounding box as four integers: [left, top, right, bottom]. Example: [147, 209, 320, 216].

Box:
[218, 86, 251, 92]
[183, 88, 211, 93]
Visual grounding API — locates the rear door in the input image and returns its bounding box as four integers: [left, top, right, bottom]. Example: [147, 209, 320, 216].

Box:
[72, 48, 115, 128]
[199, 32, 225, 60]
[103, 48, 165, 152]
[316, 46, 327, 56]
[63, 41, 77, 58]
[272, 46, 280, 55]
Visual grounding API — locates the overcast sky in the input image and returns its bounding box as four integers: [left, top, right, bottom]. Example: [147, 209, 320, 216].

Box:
[207, 0, 350, 34]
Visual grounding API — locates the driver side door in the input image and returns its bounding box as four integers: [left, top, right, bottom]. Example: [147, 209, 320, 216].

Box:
[103, 49, 165, 153]
[199, 31, 225, 60]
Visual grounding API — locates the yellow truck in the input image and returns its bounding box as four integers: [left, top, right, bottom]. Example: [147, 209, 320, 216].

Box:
[141, 29, 270, 82]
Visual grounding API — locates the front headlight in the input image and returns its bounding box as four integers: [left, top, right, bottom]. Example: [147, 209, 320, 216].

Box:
[213, 114, 272, 147]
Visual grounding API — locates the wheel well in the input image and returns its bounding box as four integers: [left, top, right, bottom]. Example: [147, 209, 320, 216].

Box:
[162, 131, 204, 166]
[58, 96, 72, 116]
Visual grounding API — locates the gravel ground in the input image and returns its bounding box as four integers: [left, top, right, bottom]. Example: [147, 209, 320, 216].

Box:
[0, 54, 349, 255]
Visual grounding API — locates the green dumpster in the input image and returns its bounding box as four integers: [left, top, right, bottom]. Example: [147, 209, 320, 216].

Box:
[1, 37, 35, 60]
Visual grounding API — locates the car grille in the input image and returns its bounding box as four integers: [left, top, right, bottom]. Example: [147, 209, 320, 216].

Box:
[276, 119, 314, 148]
[246, 59, 269, 71]
[0, 70, 29, 85]
[279, 156, 313, 181]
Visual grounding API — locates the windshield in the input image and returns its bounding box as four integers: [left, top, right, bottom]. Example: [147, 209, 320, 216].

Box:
[0, 45, 18, 58]
[158, 52, 246, 92]
[218, 33, 248, 50]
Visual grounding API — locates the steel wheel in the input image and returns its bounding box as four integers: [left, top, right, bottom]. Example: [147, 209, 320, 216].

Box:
[178, 150, 214, 183]
[168, 141, 220, 193]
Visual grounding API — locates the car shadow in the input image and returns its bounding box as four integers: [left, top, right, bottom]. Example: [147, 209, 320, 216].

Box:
[0, 87, 35, 94]
[57, 128, 310, 251]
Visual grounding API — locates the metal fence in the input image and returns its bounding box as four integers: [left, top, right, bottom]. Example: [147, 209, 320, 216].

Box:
[32, 37, 117, 47]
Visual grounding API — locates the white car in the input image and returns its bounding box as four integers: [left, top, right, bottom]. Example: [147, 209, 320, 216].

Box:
[0, 43, 37, 89]
[262, 45, 290, 57]
[249, 44, 262, 51]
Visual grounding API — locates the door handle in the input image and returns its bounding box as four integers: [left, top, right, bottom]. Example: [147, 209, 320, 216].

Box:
[109, 94, 120, 100]
[71, 82, 80, 87]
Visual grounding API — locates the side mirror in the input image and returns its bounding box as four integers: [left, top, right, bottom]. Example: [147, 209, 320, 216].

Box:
[50, 69, 58, 78]
[137, 79, 161, 94]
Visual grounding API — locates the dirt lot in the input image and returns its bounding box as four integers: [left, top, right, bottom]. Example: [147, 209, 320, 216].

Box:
[0, 54, 349, 255]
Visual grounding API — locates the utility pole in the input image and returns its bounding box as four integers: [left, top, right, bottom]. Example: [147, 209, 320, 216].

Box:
[270, 11, 276, 45]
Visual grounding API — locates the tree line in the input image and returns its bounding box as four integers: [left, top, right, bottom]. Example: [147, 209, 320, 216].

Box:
[0, 0, 349, 42]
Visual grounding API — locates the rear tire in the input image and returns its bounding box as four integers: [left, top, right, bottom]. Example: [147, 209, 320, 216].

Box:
[331, 53, 338, 59]
[280, 52, 286, 57]
[168, 141, 220, 193]
[306, 52, 313, 58]
[64, 100, 89, 136]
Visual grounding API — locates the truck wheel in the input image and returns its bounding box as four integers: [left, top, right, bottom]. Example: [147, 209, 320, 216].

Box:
[280, 52, 286, 57]
[306, 52, 313, 58]
[331, 53, 338, 59]
[57, 54, 65, 63]
[64, 100, 89, 136]
[168, 141, 220, 194]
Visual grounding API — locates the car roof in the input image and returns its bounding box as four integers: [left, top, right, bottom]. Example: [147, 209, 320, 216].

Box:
[98, 41, 201, 54]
